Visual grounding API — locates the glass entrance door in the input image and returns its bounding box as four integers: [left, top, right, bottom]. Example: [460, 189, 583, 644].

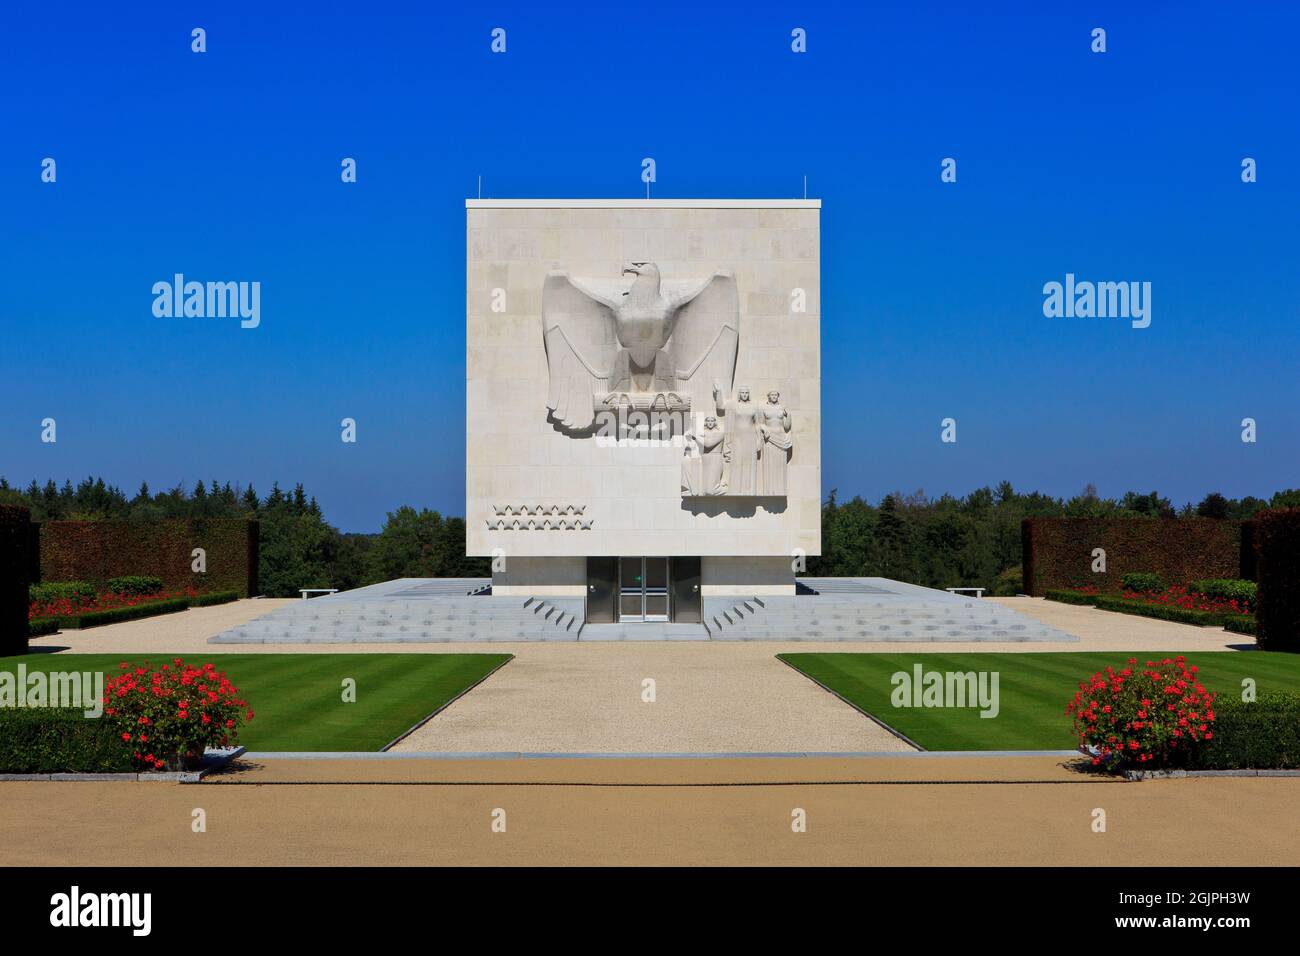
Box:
[618, 557, 670, 622]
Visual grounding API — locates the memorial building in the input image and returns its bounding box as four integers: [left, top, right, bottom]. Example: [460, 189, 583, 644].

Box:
[466, 199, 822, 623]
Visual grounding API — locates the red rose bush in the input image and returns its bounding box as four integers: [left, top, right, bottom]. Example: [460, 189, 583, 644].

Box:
[103, 659, 254, 771]
[1066, 655, 1215, 770]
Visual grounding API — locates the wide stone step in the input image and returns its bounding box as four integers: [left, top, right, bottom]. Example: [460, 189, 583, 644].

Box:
[210, 578, 1078, 644]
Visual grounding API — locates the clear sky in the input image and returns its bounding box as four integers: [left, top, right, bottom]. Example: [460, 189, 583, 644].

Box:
[3, 1, 1297, 531]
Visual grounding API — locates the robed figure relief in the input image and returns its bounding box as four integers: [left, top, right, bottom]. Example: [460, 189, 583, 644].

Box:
[680, 416, 728, 496]
[757, 390, 793, 496]
[715, 385, 762, 496]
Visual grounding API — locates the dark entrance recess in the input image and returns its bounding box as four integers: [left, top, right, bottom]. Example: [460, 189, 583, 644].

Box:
[586, 556, 701, 623]
[670, 556, 701, 622]
[586, 557, 617, 623]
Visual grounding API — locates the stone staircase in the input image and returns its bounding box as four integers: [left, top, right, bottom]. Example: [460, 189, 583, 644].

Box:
[702, 595, 768, 638]
[209, 577, 1076, 644]
[702, 578, 1076, 643]
[209, 578, 585, 644]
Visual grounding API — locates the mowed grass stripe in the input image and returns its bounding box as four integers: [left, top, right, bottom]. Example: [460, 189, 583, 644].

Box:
[780, 652, 1300, 752]
[0, 653, 511, 752]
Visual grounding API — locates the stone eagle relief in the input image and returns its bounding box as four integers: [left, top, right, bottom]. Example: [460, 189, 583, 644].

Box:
[542, 262, 739, 433]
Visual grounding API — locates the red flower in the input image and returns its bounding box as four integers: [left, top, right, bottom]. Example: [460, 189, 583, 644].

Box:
[102, 657, 251, 771]
[1067, 655, 1216, 772]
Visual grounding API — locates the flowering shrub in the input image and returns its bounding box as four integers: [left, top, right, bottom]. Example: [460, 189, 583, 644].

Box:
[102, 659, 254, 771]
[1118, 584, 1251, 616]
[1066, 583, 1251, 617]
[29, 586, 200, 621]
[1189, 578, 1257, 613]
[1066, 656, 1216, 770]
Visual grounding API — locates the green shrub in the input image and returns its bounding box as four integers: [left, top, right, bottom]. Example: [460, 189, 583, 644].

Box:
[1222, 616, 1258, 636]
[60, 597, 191, 630]
[190, 590, 239, 608]
[0, 708, 134, 774]
[1187, 692, 1300, 770]
[991, 566, 1022, 597]
[27, 618, 61, 637]
[1190, 578, 1257, 611]
[1094, 595, 1231, 627]
[1121, 572, 1165, 593]
[28, 581, 96, 605]
[106, 575, 163, 596]
[1044, 588, 1100, 606]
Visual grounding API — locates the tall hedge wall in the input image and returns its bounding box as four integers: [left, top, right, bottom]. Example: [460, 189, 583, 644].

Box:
[0, 505, 31, 656]
[1254, 509, 1300, 653]
[1021, 518, 1242, 596]
[39, 518, 258, 597]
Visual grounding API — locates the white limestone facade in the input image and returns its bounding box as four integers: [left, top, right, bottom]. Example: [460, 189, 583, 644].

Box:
[466, 199, 820, 616]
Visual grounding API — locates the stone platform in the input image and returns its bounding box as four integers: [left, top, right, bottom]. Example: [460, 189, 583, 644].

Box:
[208, 577, 1077, 644]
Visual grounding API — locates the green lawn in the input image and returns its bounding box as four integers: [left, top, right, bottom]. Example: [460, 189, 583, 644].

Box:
[779, 651, 1300, 752]
[0, 653, 511, 751]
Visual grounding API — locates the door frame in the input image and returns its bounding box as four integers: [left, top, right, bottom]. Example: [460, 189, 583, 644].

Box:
[618, 556, 670, 623]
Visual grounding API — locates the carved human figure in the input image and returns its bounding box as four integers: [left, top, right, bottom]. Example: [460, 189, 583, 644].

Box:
[681, 416, 728, 496]
[715, 384, 761, 496]
[757, 390, 793, 496]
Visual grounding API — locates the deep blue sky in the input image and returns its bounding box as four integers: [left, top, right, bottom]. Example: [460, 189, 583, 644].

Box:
[3, 1, 1297, 531]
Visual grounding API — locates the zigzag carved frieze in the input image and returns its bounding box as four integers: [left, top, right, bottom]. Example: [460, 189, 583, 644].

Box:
[485, 504, 592, 530]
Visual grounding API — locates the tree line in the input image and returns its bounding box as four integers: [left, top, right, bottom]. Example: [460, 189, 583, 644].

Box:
[807, 483, 1300, 593]
[3, 476, 1296, 597]
[0, 477, 488, 597]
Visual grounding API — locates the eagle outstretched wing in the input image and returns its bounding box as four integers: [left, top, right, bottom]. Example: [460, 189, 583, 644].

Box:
[541, 272, 621, 430]
[669, 271, 740, 414]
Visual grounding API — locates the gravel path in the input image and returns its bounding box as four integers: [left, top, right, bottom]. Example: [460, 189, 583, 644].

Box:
[391, 643, 912, 753]
[4, 757, 1296, 866]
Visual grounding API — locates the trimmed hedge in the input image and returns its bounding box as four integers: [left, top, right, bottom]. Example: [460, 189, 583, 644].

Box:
[0, 504, 31, 656]
[1187, 692, 1300, 770]
[27, 618, 61, 637]
[29, 580, 96, 605]
[1190, 578, 1257, 611]
[1121, 571, 1164, 593]
[1022, 517, 1243, 596]
[39, 518, 258, 597]
[0, 708, 134, 774]
[106, 575, 163, 596]
[1093, 595, 1241, 628]
[190, 590, 239, 608]
[38, 597, 191, 631]
[1046, 588, 1257, 632]
[1044, 588, 1100, 606]
[1255, 509, 1300, 653]
[1223, 616, 1258, 636]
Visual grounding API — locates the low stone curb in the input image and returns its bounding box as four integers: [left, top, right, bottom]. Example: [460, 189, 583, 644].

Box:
[243, 749, 1083, 760]
[0, 746, 245, 783]
[1124, 767, 1300, 780]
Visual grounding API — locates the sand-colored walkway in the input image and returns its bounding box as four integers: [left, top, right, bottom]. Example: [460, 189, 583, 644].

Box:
[392, 642, 912, 752]
[2, 756, 1295, 866]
